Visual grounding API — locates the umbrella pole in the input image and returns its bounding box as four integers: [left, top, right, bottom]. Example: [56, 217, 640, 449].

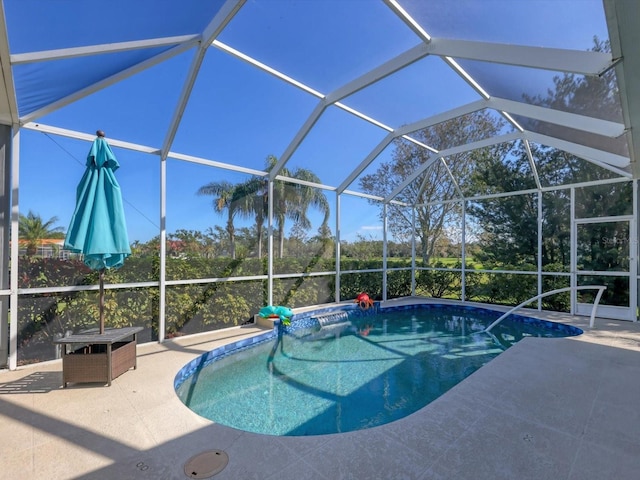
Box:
[99, 269, 105, 334]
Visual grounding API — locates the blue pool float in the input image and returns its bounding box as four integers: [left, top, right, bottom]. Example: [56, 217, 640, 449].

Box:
[259, 305, 293, 325]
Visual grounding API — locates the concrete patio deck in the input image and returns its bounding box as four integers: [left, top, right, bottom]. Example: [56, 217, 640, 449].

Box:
[1, 302, 639, 479]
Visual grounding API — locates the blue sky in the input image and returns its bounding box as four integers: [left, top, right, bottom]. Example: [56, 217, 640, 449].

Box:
[6, 0, 609, 243]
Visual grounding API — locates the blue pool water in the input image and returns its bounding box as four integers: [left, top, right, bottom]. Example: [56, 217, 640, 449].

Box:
[175, 304, 582, 436]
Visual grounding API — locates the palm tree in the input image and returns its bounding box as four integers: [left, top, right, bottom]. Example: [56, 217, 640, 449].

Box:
[236, 177, 268, 258]
[198, 180, 260, 259]
[265, 155, 330, 258]
[18, 210, 65, 256]
[199, 158, 331, 260]
[197, 181, 242, 259]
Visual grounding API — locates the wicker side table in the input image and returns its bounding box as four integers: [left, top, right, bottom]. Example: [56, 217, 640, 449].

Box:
[54, 327, 143, 387]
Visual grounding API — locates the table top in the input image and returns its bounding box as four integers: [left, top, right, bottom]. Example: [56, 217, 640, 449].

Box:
[53, 326, 143, 345]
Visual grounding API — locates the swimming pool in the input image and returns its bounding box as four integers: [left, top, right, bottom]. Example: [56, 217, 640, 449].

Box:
[175, 304, 582, 436]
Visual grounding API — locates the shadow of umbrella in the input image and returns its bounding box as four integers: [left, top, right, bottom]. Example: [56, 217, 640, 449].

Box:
[63, 130, 130, 334]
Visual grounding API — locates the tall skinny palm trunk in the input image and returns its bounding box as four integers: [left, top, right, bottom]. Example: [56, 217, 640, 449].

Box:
[227, 217, 236, 259]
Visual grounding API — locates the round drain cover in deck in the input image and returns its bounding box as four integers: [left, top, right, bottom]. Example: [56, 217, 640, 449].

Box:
[184, 450, 229, 478]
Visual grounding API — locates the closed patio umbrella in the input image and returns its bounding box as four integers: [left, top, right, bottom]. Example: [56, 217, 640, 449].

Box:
[64, 130, 130, 334]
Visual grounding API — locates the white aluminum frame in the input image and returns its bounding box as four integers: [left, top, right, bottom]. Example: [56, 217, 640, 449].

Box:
[2, 0, 639, 369]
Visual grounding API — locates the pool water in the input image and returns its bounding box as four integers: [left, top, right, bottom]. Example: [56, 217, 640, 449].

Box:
[175, 305, 581, 436]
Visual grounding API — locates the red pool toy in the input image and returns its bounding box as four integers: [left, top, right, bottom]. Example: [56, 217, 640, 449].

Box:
[355, 292, 374, 310]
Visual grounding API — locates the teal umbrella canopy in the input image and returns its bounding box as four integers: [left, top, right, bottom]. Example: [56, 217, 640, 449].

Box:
[64, 134, 131, 270]
[64, 133, 131, 334]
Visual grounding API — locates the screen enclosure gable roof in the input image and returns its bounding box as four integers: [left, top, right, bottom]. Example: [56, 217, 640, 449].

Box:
[0, 0, 638, 204]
